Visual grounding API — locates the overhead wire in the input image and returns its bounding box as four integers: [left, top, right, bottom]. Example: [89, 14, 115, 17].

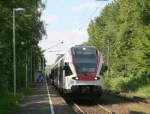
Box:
[78, 2, 102, 31]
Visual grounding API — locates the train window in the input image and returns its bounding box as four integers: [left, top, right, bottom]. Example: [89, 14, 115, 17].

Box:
[72, 47, 97, 56]
[63, 63, 72, 76]
[72, 47, 98, 73]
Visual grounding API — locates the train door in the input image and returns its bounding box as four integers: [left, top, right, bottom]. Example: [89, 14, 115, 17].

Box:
[62, 69, 65, 88]
[63, 62, 73, 89]
[57, 64, 60, 87]
[59, 59, 64, 89]
[53, 68, 57, 86]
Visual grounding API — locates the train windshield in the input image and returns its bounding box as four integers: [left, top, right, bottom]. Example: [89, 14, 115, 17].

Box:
[72, 47, 98, 73]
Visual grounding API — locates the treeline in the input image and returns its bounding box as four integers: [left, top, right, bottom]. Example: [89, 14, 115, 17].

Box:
[0, 0, 45, 96]
[87, 0, 150, 96]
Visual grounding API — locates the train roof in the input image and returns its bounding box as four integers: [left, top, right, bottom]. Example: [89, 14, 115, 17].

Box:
[72, 45, 97, 49]
[51, 45, 97, 69]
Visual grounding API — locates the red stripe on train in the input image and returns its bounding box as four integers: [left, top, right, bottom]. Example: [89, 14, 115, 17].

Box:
[78, 72, 96, 81]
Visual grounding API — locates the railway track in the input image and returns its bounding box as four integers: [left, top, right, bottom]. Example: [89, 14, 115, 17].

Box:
[72, 102, 113, 114]
[48, 83, 150, 114]
[64, 92, 150, 114]
[63, 94, 113, 114]
[48, 84, 113, 114]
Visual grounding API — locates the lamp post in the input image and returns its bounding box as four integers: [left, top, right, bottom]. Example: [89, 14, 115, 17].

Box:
[13, 8, 25, 96]
[42, 41, 64, 67]
[41, 41, 64, 73]
[25, 49, 28, 88]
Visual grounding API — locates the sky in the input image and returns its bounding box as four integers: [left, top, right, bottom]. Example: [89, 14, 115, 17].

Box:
[39, 0, 113, 65]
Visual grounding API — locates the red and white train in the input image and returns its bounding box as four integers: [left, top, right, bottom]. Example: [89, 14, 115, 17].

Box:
[50, 45, 107, 98]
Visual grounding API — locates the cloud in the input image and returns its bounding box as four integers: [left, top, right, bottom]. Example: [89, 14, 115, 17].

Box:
[72, 29, 87, 37]
[41, 14, 59, 24]
[72, 2, 99, 11]
[46, 15, 59, 24]
[68, 19, 80, 26]
[39, 29, 88, 50]
[39, 29, 88, 65]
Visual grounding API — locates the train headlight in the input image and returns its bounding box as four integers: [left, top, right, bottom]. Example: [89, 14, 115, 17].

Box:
[94, 77, 100, 80]
[94, 77, 98, 80]
[75, 77, 79, 80]
[72, 77, 79, 80]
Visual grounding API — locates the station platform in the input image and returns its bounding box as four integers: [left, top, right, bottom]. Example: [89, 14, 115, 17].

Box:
[11, 82, 75, 114]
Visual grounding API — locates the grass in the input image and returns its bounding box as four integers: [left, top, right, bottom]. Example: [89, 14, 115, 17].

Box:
[104, 76, 150, 98]
[0, 88, 30, 114]
[135, 86, 150, 98]
[130, 110, 148, 114]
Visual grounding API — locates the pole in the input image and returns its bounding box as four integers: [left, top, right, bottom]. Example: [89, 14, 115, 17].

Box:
[107, 38, 111, 77]
[25, 49, 28, 88]
[43, 57, 45, 73]
[13, 9, 16, 96]
[30, 47, 32, 85]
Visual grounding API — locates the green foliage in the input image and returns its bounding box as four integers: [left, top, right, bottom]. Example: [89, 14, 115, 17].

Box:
[0, 88, 30, 114]
[0, 1, 45, 96]
[87, 0, 150, 96]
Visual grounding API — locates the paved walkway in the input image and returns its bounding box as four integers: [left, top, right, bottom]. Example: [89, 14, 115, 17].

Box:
[10, 82, 75, 114]
[11, 83, 51, 114]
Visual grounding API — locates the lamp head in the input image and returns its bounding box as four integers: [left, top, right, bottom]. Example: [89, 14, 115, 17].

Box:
[14, 8, 26, 12]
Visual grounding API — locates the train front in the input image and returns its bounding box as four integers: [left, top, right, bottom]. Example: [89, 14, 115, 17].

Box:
[71, 46, 103, 97]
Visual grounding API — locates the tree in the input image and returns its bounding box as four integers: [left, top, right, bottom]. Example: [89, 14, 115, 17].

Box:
[0, 0, 45, 96]
[87, 0, 150, 93]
